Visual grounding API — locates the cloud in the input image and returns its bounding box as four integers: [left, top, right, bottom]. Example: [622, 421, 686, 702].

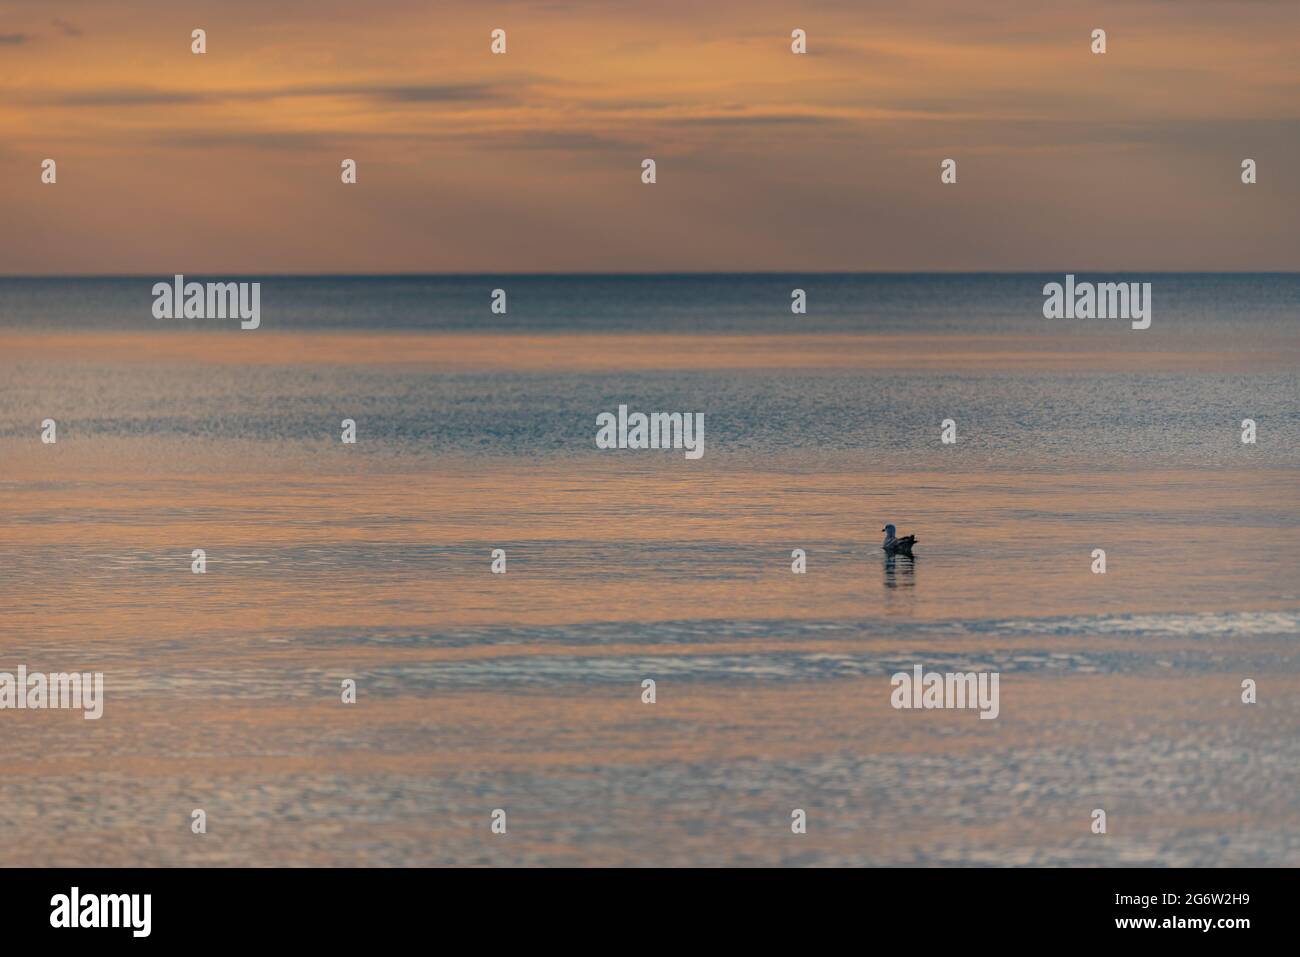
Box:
[357, 83, 503, 103]
[34, 81, 512, 108]
[141, 126, 637, 154]
[52, 18, 83, 37]
[56, 90, 209, 106]
[145, 130, 347, 152]
[671, 113, 841, 127]
[0, 33, 30, 45]
[477, 130, 635, 151]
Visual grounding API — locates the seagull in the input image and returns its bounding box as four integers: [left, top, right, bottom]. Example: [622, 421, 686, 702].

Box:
[881, 523, 917, 556]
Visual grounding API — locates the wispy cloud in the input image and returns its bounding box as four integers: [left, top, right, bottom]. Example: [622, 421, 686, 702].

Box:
[672, 113, 841, 127]
[52, 17, 83, 38]
[33, 81, 514, 108]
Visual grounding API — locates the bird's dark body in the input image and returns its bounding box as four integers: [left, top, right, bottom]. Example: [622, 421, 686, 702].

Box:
[883, 535, 916, 554]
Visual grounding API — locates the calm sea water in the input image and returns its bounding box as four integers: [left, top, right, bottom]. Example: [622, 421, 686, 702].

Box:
[2, 274, 1298, 467]
[1, 274, 1297, 866]
[2, 272, 1298, 333]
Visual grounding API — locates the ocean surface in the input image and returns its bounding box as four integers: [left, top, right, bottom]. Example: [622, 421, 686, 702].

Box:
[1, 274, 1297, 866]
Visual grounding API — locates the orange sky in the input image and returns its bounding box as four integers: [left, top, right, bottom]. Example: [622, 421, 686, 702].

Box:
[2, 0, 1297, 273]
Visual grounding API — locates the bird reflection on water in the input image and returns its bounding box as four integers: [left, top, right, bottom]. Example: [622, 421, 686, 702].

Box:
[884, 553, 916, 589]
